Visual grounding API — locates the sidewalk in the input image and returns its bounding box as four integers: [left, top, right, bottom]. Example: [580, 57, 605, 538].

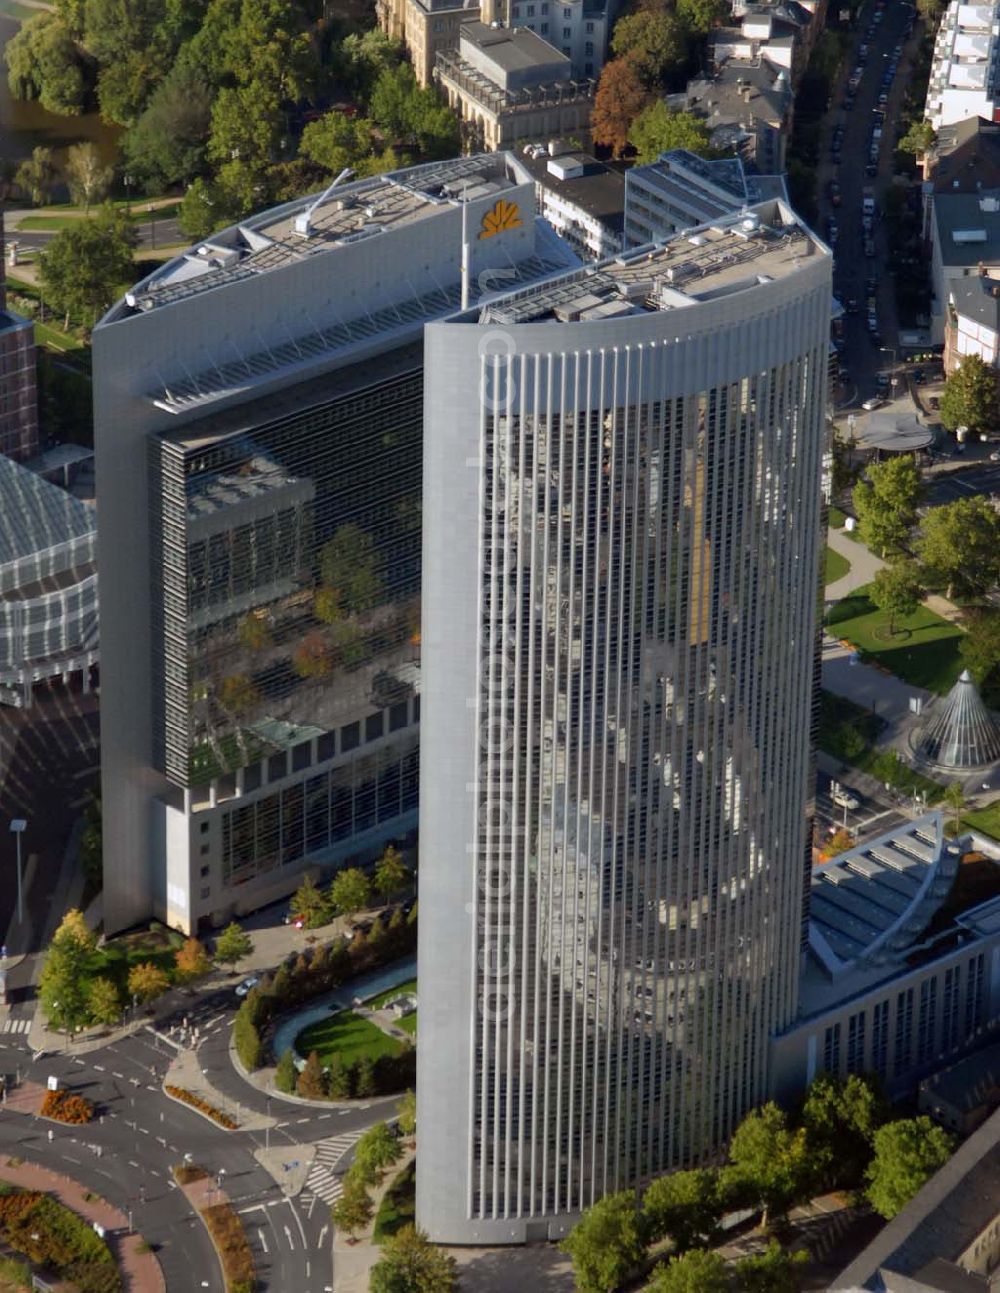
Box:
[4, 198, 180, 231]
[0, 1155, 166, 1293]
[825, 526, 884, 601]
[163, 1048, 274, 1132]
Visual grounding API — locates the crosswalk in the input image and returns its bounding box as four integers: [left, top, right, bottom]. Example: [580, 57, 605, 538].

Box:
[0, 1018, 29, 1035]
[303, 1131, 364, 1206]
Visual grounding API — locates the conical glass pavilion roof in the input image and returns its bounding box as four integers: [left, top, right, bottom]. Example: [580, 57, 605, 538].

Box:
[917, 670, 1000, 769]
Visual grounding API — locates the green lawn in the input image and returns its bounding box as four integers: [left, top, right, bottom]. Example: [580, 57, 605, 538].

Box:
[18, 203, 183, 230]
[0, 0, 39, 18]
[374, 1160, 416, 1242]
[397, 1013, 417, 1036]
[295, 1009, 405, 1067]
[829, 506, 847, 529]
[86, 926, 182, 995]
[825, 545, 850, 586]
[964, 801, 1000, 841]
[363, 978, 417, 1010]
[825, 586, 965, 695]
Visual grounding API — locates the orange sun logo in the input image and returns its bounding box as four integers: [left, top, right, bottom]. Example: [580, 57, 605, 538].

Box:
[479, 198, 522, 239]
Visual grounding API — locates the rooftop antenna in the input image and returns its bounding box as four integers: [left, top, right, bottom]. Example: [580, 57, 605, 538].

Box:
[294, 168, 356, 237]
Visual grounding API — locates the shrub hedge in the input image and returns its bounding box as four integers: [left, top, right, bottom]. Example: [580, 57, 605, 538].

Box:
[164, 1085, 237, 1129]
[40, 1089, 94, 1124]
[201, 1202, 255, 1293]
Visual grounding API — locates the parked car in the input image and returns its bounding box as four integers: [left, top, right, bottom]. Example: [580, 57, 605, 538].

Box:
[829, 180, 842, 206]
[862, 396, 885, 411]
[912, 368, 926, 384]
[831, 786, 861, 811]
[990, 450, 1000, 462]
[865, 237, 876, 256]
[235, 975, 261, 998]
[929, 395, 940, 410]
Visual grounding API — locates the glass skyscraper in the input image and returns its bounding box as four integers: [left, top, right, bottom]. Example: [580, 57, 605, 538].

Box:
[417, 200, 832, 1242]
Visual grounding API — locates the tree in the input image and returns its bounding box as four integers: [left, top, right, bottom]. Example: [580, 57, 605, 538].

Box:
[629, 102, 713, 163]
[561, 1190, 645, 1293]
[676, 0, 728, 35]
[647, 1249, 729, 1293]
[369, 1225, 458, 1292]
[177, 175, 244, 242]
[237, 613, 271, 651]
[39, 909, 97, 1036]
[374, 845, 408, 902]
[218, 673, 260, 715]
[328, 867, 371, 917]
[234, 1006, 263, 1069]
[297, 1050, 327, 1099]
[939, 354, 1000, 436]
[319, 525, 382, 614]
[943, 780, 966, 834]
[591, 57, 649, 158]
[96, 50, 165, 126]
[822, 827, 855, 859]
[871, 561, 924, 635]
[289, 874, 331, 929]
[300, 111, 378, 174]
[293, 632, 331, 679]
[865, 1117, 954, 1218]
[961, 608, 1000, 683]
[355, 1122, 402, 1180]
[723, 1103, 811, 1227]
[86, 976, 122, 1027]
[5, 13, 87, 115]
[38, 204, 138, 329]
[128, 961, 170, 1004]
[800, 1073, 887, 1189]
[330, 1176, 373, 1241]
[734, 1241, 809, 1293]
[174, 937, 211, 981]
[917, 496, 1000, 601]
[641, 1168, 722, 1251]
[397, 1088, 416, 1139]
[900, 119, 936, 156]
[214, 921, 254, 970]
[14, 146, 58, 206]
[121, 58, 214, 188]
[274, 1048, 298, 1094]
[64, 143, 112, 211]
[852, 455, 924, 558]
[369, 63, 458, 157]
[611, 7, 687, 89]
[82, 0, 166, 70]
[354, 1054, 377, 1098]
[327, 1054, 353, 1098]
[208, 82, 283, 169]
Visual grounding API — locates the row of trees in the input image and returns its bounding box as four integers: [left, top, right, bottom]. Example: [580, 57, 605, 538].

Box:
[288, 846, 410, 930]
[38, 909, 234, 1035]
[11, 141, 112, 208]
[283, 1035, 415, 1100]
[232, 903, 417, 1070]
[562, 1073, 954, 1292]
[591, 0, 726, 157]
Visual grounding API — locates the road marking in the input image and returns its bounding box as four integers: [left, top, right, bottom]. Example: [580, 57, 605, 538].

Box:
[296, 1117, 309, 1124]
[283, 1224, 295, 1250]
[149, 1169, 160, 1178]
[306, 1260, 311, 1279]
[317, 1224, 328, 1249]
[258, 1228, 268, 1254]
[276, 1122, 290, 1129]
[318, 1113, 331, 1119]
[129, 1161, 140, 1169]
[145, 1084, 157, 1092]
[92, 1065, 104, 1072]
[113, 1072, 125, 1079]
[63, 1155, 80, 1164]
[239, 1204, 265, 1215]
[287, 1199, 308, 1250]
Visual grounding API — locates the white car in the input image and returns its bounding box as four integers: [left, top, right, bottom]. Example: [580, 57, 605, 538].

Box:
[831, 787, 860, 811]
[862, 397, 884, 411]
[234, 975, 261, 998]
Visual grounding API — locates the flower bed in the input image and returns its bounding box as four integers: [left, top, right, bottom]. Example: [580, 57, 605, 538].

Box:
[201, 1202, 255, 1293]
[0, 1189, 121, 1293]
[172, 1163, 209, 1186]
[40, 1089, 94, 1124]
[164, 1085, 237, 1130]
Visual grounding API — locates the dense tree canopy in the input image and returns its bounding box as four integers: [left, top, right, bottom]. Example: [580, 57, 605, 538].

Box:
[865, 1118, 954, 1219]
[5, 13, 87, 115]
[591, 57, 650, 157]
[871, 561, 924, 635]
[939, 354, 1000, 435]
[628, 103, 713, 163]
[561, 1190, 646, 1293]
[852, 455, 923, 558]
[722, 1103, 811, 1226]
[917, 495, 1000, 601]
[39, 204, 138, 328]
[122, 58, 214, 188]
[611, 6, 688, 88]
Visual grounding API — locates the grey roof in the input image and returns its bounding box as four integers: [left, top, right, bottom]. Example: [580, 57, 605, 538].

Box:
[461, 21, 569, 72]
[520, 153, 625, 228]
[933, 116, 1000, 193]
[918, 670, 1000, 769]
[808, 813, 957, 977]
[949, 274, 1000, 331]
[832, 1105, 1000, 1290]
[934, 191, 1000, 266]
[0, 455, 95, 571]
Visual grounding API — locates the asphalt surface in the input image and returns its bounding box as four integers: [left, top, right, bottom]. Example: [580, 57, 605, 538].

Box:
[925, 461, 1000, 505]
[11, 215, 183, 255]
[815, 770, 910, 846]
[819, 0, 920, 406]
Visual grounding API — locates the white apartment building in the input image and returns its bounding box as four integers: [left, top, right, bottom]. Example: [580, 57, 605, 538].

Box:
[926, 2, 1000, 131]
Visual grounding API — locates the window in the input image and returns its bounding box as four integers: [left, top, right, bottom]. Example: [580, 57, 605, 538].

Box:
[341, 721, 360, 752]
[292, 741, 312, 772]
[585, 40, 593, 54]
[316, 732, 336, 763]
[200, 864, 210, 877]
[389, 701, 408, 732]
[563, 24, 571, 36]
[563, 5, 570, 13]
[200, 844, 209, 857]
[243, 763, 261, 793]
[846, 1011, 866, 1074]
[585, 18, 593, 29]
[823, 1022, 841, 1074]
[527, 3, 534, 13]
[562, 45, 570, 54]
[201, 886, 210, 900]
[895, 988, 914, 1076]
[584, 61, 592, 74]
[541, 21, 548, 31]
[872, 1000, 889, 1079]
[366, 712, 384, 743]
[268, 751, 287, 783]
[200, 821, 210, 834]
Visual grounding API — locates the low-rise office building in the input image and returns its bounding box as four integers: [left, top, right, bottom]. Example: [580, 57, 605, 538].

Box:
[93, 153, 578, 936]
[436, 22, 595, 152]
[518, 146, 623, 257]
[770, 815, 1000, 1108]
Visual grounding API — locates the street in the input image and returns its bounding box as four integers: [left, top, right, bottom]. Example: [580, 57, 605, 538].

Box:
[817, 0, 920, 406]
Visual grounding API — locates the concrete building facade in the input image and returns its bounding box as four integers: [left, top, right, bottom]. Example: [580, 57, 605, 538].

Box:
[926, 1, 1000, 132]
[417, 200, 832, 1243]
[92, 154, 577, 936]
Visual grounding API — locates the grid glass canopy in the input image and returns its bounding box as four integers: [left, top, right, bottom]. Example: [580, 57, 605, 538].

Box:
[918, 669, 1000, 769]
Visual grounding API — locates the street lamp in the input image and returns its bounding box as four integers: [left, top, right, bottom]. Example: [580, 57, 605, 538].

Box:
[123, 174, 133, 217]
[9, 819, 25, 925]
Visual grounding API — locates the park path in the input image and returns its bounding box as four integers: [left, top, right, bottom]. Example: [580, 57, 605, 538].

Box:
[0, 1155, 166, 1293]
[825, 526, 884, 601]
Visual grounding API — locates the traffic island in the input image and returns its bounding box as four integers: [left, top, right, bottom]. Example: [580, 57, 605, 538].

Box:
[163, 1049, 274, 1132]
[0, 1157, 165, 1293]
[172, 1166, 256, 1293]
